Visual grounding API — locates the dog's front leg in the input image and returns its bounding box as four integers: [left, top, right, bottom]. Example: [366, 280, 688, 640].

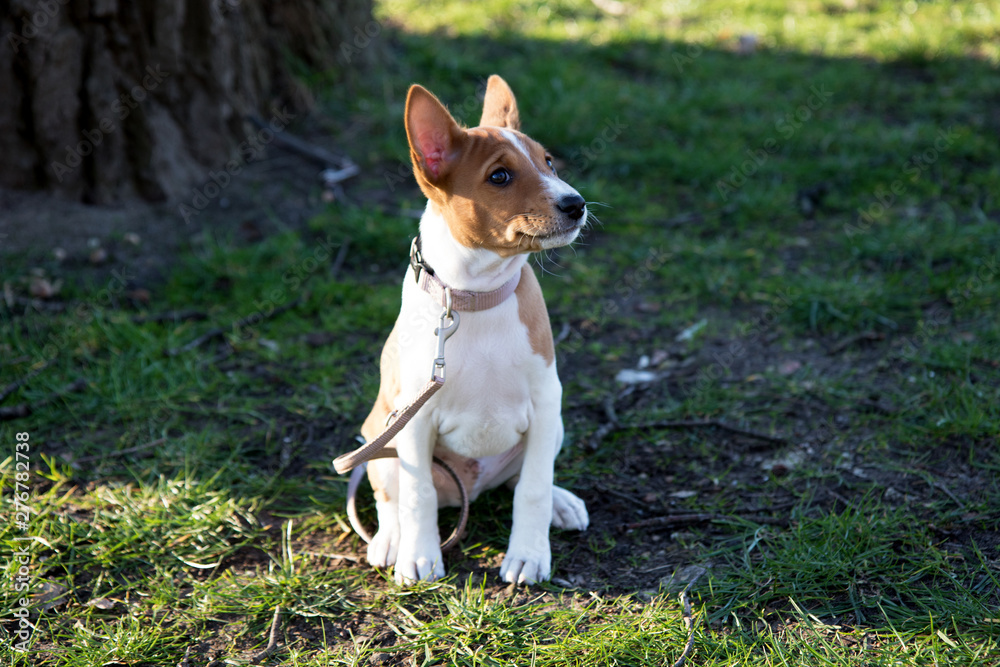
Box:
[393, 415, 445, 584]
[500, 395, 560, 584]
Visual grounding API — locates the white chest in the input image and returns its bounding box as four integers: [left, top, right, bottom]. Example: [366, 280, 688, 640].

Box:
[394, 287, 556, 459]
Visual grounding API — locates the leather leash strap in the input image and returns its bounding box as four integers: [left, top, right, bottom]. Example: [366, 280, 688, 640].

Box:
[346, 450, 469, 553]
[332, 375, 443, 474]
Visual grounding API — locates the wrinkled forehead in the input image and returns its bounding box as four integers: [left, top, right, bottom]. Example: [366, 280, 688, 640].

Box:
[466, 126, 549, 166]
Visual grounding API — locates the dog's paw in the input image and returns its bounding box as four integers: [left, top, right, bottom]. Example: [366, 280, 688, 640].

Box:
[500, 544, 551, 585]
[551, 486, 589, 531]
[393, 539, 445, 585]
[367, 524, 400, 569]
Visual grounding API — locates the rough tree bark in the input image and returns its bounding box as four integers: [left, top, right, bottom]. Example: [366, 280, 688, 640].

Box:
[0, 0, 377, 204]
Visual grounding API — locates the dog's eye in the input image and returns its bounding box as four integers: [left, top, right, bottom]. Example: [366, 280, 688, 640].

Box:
[546, 157, 555, 173]
[489, 168, 510, 185]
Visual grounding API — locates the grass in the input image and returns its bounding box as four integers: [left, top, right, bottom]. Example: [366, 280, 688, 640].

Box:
[3, 0, 1000, 664]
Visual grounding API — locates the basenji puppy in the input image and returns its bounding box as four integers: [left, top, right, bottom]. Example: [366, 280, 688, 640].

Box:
[359, 75, 589, 585]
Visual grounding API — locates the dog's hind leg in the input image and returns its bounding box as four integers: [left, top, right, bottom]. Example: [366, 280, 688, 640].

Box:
[550, 486, 589, 531]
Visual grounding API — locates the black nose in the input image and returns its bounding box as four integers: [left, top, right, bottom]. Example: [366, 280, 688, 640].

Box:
[557, 194, 586, 221]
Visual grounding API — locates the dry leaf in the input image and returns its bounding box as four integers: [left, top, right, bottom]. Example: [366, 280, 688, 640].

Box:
[87, 597, 117, 610]
[34, 581, 69, 611]
[29, 276, 62, 299]
[126, 289, 150, 304]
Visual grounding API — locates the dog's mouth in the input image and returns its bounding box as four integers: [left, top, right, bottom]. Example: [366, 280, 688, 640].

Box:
[524, 221, 584, 247]
[532, 226, 573, 240]
[524, 214, 586, 237]
[507, 210, 587, 252]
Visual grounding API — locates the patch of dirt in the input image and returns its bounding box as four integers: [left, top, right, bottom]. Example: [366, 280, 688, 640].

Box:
[0, 117, 342, 294]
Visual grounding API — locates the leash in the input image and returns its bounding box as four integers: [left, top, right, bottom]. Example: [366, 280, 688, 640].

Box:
[333, 293, 459, 476]
[334, 284, 468, 551]
[334, 236, 522, 552]
[345, 450, 469, 552]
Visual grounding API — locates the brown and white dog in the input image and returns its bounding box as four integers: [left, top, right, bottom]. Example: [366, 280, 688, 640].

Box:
[359, 75, 589, 585]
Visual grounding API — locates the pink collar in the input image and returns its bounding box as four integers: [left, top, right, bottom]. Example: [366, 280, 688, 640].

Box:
[409, 236, 521, 312]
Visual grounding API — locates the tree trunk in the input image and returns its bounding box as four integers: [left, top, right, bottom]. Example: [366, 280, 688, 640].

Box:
[0, 0, 377, 204]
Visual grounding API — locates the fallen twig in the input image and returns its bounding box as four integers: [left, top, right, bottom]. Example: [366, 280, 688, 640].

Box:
[588, 421, 619, 450]
[72, 437, 167, 464]
[588, 393, 624, 450]
[626, 512, 787, 531]
[131, 309, 208, 325]
[857, 398, 897, 415]
[166, 298, 302, 356]
[554, 321, 572, 346]
[321, 164, 362, 187]
[670, 569, 706, 667]
[330, 238, 350, 279]
[931, 480, 966, 510]
[627, 419, 788, 446]
[827, 330, 883, 355]
[0, 361, 52, 404]
[594, 483, 648, 508]
[248, 115, 359, 179]
[827, 489, 853, 509]
[300, 550, 361, 562]
[10, 296, 67, 312]
[250, 606, 283, 665]
[0, 378, 87, 421]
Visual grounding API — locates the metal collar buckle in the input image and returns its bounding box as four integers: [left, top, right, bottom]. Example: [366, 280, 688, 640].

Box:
[410, 235, 433, 283]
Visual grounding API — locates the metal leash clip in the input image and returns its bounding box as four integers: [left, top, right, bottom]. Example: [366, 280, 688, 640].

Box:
[432, 287, 460, 381]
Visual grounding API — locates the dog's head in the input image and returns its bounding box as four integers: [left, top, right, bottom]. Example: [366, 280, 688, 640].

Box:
[405, 75, 587, 257]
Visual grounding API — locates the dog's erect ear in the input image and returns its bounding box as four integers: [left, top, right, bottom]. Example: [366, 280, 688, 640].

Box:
[479, 75, 520, 130]
[406, 85, 464, 185]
